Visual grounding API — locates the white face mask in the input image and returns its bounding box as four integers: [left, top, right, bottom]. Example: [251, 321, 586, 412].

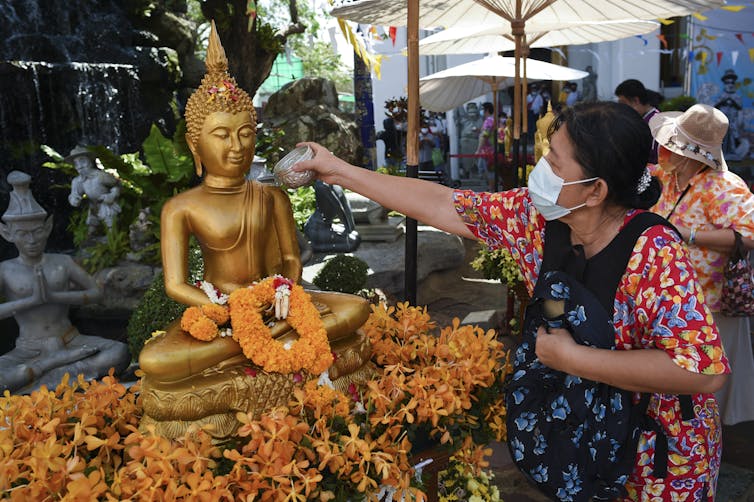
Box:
[527, 157, 598, 221]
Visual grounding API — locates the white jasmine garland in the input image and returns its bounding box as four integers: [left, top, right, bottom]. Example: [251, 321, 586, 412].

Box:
[197, 280, 229, 305]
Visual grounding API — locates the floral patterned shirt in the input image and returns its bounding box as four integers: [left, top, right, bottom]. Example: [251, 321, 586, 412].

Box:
[454, 188, 730, 502]
[649, 165, 754, 312]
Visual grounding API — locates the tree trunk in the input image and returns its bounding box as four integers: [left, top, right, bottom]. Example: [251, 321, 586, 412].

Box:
[200, 0, 305, 97]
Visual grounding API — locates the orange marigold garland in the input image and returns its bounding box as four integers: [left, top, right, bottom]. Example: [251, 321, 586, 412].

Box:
[228, 276, 332, 375]
[181, 304, 230, 341]
[181, 276, 333, 375]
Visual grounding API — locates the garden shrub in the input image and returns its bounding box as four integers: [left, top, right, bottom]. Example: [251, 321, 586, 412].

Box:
[313, 254, 369, 294]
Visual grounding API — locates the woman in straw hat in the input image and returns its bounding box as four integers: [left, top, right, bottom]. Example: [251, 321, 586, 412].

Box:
[296, 101, 730, 501]
[649, 103, 754, 426]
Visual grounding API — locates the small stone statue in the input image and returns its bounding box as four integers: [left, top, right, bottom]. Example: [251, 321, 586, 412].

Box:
[66, 145, 122, 236]
[0, 171, 130, 394]
[581, 66, 598, 103]
[127, 207, 155, 261]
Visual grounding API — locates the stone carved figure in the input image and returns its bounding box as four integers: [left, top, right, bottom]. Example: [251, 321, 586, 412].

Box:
[304, 180, 361, 252]
[581, 66, 598, 103]
[0, 171, 129, 394]
[66, 145, 122, 236]
[457, 102, 482, 178]
[137, 22, 374, 439]
[714, 69, 749, 160]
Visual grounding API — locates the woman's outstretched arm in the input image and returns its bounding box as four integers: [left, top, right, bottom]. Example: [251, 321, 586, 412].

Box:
[294, 142, 475, 240]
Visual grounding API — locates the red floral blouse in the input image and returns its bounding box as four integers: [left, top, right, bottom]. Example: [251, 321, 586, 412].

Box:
[454, 188, 730, 502]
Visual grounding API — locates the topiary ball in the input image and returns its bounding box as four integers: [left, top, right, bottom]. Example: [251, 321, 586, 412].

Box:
[312, 254, 369, 294]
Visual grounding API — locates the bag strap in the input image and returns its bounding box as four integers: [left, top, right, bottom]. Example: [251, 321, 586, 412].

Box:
[730, 229, 748, 262]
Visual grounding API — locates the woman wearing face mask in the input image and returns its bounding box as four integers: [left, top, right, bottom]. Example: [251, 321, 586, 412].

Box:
[648, 104, 754, 427]
[294, 101, 729, 502]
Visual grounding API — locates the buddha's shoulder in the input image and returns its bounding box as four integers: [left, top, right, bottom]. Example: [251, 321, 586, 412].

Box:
[161, 186, 207, 212]
[256, 182, 289, 201]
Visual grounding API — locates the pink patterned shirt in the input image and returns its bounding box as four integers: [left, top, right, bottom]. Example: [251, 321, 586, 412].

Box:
[650, 165, 754, 312]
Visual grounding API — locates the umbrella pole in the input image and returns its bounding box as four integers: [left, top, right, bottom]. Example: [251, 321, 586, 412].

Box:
[512, 13, 525, 187]
[405, 0, 419, 305]
[492, 80, 499, 191]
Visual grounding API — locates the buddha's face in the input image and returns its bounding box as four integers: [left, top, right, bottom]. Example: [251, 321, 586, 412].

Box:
[190, 110, 256, 178]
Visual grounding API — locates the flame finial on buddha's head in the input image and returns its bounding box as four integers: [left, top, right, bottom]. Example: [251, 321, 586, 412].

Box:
[184, 20, 256, 146]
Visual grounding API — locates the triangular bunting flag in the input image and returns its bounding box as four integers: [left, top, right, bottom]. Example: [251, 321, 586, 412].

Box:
[389, 26, 397, 46]
[721, 5, 746, 12]
[716, 52, 723, 66]
[658, 18, 675, 25]
[749, 48, 754, 63]
[692, 12, 708, 21]
[732, 51, 739, 66]
[736, 33, 745, 44]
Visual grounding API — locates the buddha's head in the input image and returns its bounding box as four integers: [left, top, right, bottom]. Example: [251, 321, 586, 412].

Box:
[0, 171, 52, 259]
[185, 21, 257, 178]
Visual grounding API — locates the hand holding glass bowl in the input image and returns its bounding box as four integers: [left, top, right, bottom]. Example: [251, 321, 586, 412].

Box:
[273, 146, 316, 188]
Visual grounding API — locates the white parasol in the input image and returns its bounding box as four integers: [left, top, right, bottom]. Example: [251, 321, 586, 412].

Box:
[417, 19, 661, 55]
[419, 55, 588, 112]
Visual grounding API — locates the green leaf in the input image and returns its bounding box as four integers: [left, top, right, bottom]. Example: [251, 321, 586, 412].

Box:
[142, 123, 194, 184]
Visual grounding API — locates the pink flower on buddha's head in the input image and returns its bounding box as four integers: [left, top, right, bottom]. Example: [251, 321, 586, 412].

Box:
[293, 372, 303, 383]
[244, 367, 257, 377]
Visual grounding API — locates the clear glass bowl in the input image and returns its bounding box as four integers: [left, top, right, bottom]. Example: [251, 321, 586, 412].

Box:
[273, 145, 315, 188]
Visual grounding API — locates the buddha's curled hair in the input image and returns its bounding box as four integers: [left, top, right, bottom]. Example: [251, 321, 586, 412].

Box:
[184, 20, 256, 144]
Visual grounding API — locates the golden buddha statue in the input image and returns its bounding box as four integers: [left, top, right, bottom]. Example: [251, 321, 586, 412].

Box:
[534, 102, 556, 163]
[138, 22, 374, 439]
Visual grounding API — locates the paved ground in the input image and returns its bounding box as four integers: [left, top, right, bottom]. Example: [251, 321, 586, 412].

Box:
[418, 176, 754, 501]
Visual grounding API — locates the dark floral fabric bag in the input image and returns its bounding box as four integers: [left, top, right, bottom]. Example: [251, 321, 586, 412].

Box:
[720, 230, 754, 317]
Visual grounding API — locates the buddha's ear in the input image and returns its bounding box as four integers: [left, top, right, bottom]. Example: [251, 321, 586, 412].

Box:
[186, 133, 203, 177]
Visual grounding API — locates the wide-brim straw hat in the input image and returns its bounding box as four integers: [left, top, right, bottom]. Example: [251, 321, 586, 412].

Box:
[648, 103, 728, 171]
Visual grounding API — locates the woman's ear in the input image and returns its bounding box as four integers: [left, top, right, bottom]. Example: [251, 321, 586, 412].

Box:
[585, 179, 609, 207]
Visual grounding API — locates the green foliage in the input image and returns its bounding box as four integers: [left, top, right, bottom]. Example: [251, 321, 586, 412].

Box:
[288, 186, 316, 230]
[127, 242, 204, 360]
[659, 95, 697, 112]
[470, 244, 523, 290]
[313, 254, 369, 294]
[42, 122, 196, 270]
[256, 123, 286, 168]
[289, 38, 352, 92]
[80, 226, 131, 273]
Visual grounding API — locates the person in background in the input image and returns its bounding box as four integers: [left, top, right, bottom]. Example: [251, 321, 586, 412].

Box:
[615, 79, 661, 164]
[376, 117, 402, 171]
[475, 102, 496, 190]
[294, 101, 729, 501]
[526, 84, 544, 145]
[649, 103, 754, 426]
[418, 123, 436, 173]
[566, 82, 580, 107]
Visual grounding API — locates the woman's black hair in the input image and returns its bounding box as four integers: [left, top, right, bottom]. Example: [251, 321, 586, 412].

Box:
[548, 101, 661, 209]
